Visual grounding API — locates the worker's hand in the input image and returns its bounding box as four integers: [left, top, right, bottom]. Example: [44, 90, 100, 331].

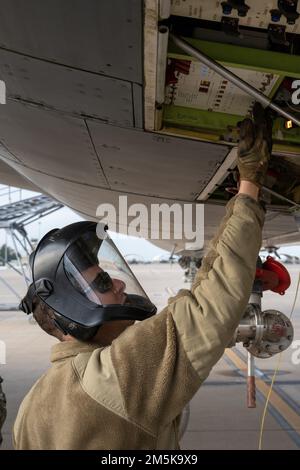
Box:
[237, 102, 273, 188]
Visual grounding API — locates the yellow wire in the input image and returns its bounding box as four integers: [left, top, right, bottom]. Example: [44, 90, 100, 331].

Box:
[258, 353, 282, 450]
[258, 271, 300, 450]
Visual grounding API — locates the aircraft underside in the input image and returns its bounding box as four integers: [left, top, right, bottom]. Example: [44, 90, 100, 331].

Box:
[0, 0, 299, 252]
[0, 2, 300, 449]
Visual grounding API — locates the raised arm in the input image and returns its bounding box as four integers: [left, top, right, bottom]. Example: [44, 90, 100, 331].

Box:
[80, 105, 272, 437]
[170, 103, 272, 380]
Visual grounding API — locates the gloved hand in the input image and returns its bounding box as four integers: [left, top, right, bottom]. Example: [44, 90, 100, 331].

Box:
[237, 102, 273, 188]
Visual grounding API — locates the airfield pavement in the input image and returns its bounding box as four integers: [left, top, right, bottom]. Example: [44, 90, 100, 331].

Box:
[0, 263, 299, 450]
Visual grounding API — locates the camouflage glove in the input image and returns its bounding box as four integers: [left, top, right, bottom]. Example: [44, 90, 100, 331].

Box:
[237, 102, 273, 188]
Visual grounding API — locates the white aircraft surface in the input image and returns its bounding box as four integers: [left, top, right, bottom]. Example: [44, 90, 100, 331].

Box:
[0, 0, 299, 253]
[1, 1, 300, 451]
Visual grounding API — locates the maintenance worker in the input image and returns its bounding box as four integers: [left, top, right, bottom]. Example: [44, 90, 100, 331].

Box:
[14, 104, 271, 450]
[0, 376, 6, 445]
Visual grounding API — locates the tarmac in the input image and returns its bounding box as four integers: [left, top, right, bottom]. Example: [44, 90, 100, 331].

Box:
[0, 262, 299, 450]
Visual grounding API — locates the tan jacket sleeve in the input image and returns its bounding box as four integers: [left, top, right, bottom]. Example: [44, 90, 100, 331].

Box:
[82, 194, 265, 436]
[169, 193, 264, 379]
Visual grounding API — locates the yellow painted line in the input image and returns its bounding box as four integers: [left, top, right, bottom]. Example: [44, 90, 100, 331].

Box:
[225, 348, 300, 433]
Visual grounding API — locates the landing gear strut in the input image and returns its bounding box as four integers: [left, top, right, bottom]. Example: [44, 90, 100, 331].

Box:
[178, 256, 202, 284]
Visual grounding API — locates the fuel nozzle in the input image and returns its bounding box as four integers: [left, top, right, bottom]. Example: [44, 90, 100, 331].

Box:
[231, 256, 294, 358]
[228, 256, 294, 408]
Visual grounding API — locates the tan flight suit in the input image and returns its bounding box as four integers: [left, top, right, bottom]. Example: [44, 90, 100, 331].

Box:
[13, 194, 264, 450]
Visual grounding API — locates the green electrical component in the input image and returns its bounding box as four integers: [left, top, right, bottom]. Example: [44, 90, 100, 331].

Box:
[163, 38, 300, 148]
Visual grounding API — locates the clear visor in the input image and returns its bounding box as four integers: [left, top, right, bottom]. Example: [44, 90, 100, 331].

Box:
[63, 230, 153, 310]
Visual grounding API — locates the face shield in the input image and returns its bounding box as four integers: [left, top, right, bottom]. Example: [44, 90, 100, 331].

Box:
[63, 229, 155, 314]
[20, 221, 156, 341]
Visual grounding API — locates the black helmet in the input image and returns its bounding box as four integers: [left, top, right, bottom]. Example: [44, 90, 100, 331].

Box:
[20, 221, 157, 340]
